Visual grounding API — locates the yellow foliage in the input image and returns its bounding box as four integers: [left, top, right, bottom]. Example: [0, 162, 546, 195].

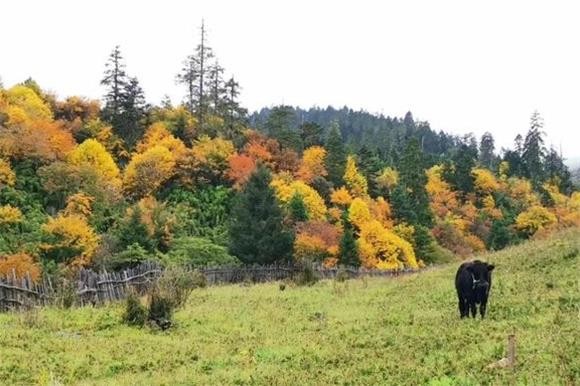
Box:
[472, 168, 500, 193]
[294, 234, 329, 262]
[296, 146, 327, 183]
[137, 122, 188, 161]
[63, 193, 94, 218]
[348, 198, 372, 229]
[42, 214, 100, 266]
[515, 205, 558, 235]
[124, 145, 176, 198]
[344, 155, 368, 197]
[0, 205, 23, 226]
[499, 161, 510, 180]
[68, 139, 121, 187]
[3, 85, 53, 123]
[357, 220, 418, 270]
[370, 197, 393, 228]
[507, 178, 539, 207]
[0, 158, 16, 187]
[0, 253, 41, 282]
[393, 223, 415, 245]
[375, 167, 399, 190]
[191, 135, 235, 170]
[482, 195, 503, 220]
[271, 178, 327, 220]
[426, 165, 458, 218]
[330, 187, 353, 207]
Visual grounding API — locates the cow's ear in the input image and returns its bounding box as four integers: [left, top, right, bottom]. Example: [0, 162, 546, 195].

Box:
[487, 264, 495, 272]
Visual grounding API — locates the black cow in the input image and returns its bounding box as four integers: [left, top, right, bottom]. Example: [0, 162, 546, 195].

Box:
[455, 260, 495, 319]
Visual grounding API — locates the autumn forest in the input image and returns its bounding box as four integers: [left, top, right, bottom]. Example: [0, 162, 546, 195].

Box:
[1, 26, 579, 284]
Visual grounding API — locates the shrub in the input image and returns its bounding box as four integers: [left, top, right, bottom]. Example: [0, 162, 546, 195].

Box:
[168, 237, 240, 267]
[122, 292, 147, 327]
[335, 267, 350, 282]
[157, 266, 206, 308]
[294, 263, 319, 286]
[148, 290, 173, 329]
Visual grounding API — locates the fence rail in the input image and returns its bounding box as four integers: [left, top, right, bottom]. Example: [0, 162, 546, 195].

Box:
[0, 262, 420, 310]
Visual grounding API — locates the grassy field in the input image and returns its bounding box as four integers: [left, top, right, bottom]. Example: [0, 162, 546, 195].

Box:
[0, 230, 579, 386]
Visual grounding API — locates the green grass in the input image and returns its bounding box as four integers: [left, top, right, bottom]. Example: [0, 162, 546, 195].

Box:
[1, 230, 579, 386]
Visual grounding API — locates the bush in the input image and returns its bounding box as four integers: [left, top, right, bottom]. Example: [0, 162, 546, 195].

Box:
[167, 237, 240, 267]
[294, 263, 319, 286]
[122, 292, 147, 327]
[148, 290, 173, 329]
[108, 243, 153, 270]
[335, 267, 350, 282]
[157, 266, 206, 308]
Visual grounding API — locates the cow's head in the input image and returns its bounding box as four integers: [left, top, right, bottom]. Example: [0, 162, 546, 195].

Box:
[467, 260, 495, 291]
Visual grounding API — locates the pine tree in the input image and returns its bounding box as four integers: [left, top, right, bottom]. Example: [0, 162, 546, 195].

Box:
[522, 111, 546, 186]
[101, 46, 147, 148]
[208, 60, 225, 115]
[445, 141, 477, 195]
[101, 46, 128, 126]
[229, 166, 294, 264]
[265, 105, 301, 150]
[176, 20, 214, 127]
[325, 122, 346, 187]
[300, 122, 324, 148]
[338, 211, 359, 267]
[119, 77, 147, 147]
[223, 76, 247, 141]
[479, 132, 496, 169]
[396, 138, 432, 226]
[288, 192, 309, 223]
[545, 146, 573, 194]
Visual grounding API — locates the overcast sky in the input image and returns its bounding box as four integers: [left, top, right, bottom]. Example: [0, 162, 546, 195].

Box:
[2, 0, 579, 161]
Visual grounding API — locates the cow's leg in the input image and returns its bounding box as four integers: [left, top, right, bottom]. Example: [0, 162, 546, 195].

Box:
[458, 297, 467, 318]
[470, 301, 477, 318]
[480, 301, 487, 319]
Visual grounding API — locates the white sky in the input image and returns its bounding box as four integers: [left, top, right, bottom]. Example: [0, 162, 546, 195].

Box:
[1, 0, 579, 161]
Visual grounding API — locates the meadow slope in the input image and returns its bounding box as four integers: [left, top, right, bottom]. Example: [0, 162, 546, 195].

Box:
[0, 230, 578, 385]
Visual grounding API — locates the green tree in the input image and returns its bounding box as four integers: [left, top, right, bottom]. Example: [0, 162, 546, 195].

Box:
[522, 111, 546, 186]
[445, 140, 478, 196]
[325, 122, 346, 187]
[300, 122, 324, 148]
[338, 212, 359, 267]
[395, 139, 432, 227]
[288, 192, 309, 223]
[265, 105, 301, 150]
[479, 132, 496, 169]
[229, 166, 294, 264]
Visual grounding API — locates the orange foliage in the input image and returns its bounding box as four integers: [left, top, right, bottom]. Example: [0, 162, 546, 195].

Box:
[0, 253, 41, 282]
[227, 153, 257, 189]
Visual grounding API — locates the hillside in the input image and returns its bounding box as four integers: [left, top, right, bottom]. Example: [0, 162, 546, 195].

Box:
[0, 229, 578, 385]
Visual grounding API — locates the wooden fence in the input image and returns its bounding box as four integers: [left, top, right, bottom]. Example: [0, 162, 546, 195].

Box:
[0, 262, 420, 310]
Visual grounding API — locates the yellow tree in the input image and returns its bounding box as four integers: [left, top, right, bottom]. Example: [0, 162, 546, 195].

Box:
[296, 146, 327, 183]
[41, 213, 100, 267]
[515, 205, 557, 236]
[375, 167, 399, 192]
[357, 220, 418, 270]
[271, 176, 327, 220]
[330, 186, 353, 207]
[124, 145, 176, 198]
[343, 155, 368, 197]
[68, 139, 121, 188]
[0, 158, 16, 188]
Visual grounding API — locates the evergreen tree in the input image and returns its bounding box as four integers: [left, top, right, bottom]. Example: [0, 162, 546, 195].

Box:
[396, 139, 432, 226]
[521, 111, 546, 186]
[229, 166, 294, 264]
[545, 147, 573, 194]
[445, 140, 477, 195]
[300, 122, 324, 148]
[119, 77, 147, 147]
[101, 46, 147, 148]
[223, 76, 247, 141]
[325, 122, 346, 187]
[176, 20, 214, 127]
[208, 60, 225, 115]
[265, 105, 301, 150]
[479, 132, 496, 169]
[338, 212, 359, 267]
[288, 192, 308, 223]
[101, 45, 128, 127]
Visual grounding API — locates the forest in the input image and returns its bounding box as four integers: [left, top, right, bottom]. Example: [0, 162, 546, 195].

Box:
[1, 26, 579, 283]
